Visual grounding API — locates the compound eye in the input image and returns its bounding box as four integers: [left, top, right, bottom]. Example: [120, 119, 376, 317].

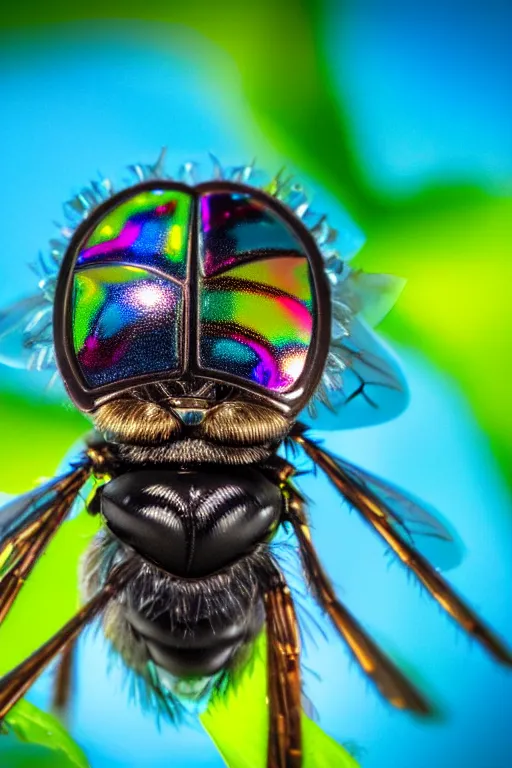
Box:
[68, 187, 192, 391]
[73, 266, 183, 388]
[56, 180, 328, 413]
[197, 190, 316, 394]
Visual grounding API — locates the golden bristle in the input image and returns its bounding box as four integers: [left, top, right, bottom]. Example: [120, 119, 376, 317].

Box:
[94, 399, 181, 445]
[202, 402, 289, 446]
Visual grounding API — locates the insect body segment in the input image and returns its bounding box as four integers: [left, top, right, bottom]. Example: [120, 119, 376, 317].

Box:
[0, 160, 510, 768]
[91, 463, 280, 683]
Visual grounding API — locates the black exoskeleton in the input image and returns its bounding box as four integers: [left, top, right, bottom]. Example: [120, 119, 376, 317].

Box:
[97, 462, 282, 679]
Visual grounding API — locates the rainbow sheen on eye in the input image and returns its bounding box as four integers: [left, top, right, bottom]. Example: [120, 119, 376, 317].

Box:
[69, 187, 192, 389]
[225, 258, 313, 304]
[197, 190, 314, 393]
[67, 183, 317, 397]
[198, 256, 314, 391]
[77, 189, 192, 279]
[197, 191, 315, 393]
[72, 265, 183, 388]
[200, 191, 308, 277]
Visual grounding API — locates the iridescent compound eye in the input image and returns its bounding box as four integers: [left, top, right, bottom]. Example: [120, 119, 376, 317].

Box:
[198, 191, 314, 393]
[55, 181, 330, 413]
[70, 188, 192, 388]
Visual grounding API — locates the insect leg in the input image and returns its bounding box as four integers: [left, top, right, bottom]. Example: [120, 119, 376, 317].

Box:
[285, 487, 431, 714]
[293, 430, 512, 666]
[0, 561, 132, 721]
[0, 436, 114, 627]
[0, 462, 92, 625]
[264, 565, 302, 768]
[52, 640, 76, 721]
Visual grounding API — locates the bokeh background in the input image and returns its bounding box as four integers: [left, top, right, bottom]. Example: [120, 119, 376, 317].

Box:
[0, 1, 511, 766]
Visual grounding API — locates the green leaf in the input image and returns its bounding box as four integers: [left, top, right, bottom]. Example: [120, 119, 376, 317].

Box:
[201, 634, 359, 768]
[1, 699, 89, 768]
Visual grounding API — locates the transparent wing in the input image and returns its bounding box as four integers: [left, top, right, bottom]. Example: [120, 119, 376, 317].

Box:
[293, 431, 512, 665]
[0, 459, 92, 621]
[338, 270, 406, 329]
[331, 454, 463, 570]
[287, 491, 431, 713]
[292, 434, 463, 571]
[0, 293, 66, 399]
[0, 467, 86, 554]
[0, 294, 55, 371]
[301, 317, 409, 431]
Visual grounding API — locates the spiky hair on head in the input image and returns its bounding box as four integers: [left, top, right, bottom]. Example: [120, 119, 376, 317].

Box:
[0, 150, 407, 426]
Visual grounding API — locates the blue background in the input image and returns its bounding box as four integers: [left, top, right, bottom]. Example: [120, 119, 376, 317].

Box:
[0, 3, 511, 767]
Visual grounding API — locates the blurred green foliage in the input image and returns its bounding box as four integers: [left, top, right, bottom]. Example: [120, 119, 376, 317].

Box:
[0, 390, 88, 493]
[0, 2, 509, 767]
